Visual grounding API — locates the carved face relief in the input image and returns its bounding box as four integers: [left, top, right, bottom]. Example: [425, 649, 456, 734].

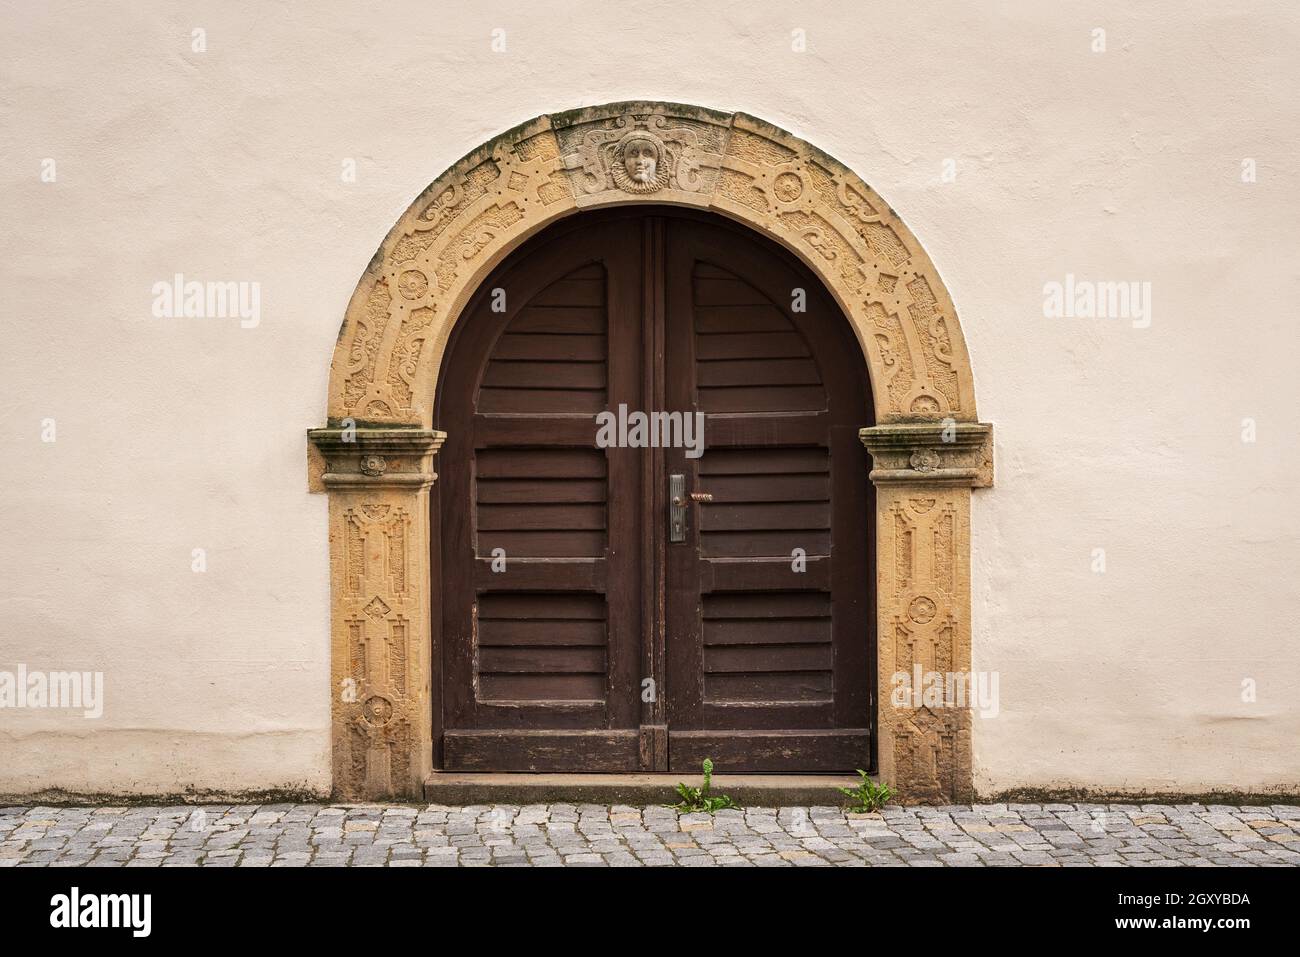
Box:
[622, 137, 658, 184]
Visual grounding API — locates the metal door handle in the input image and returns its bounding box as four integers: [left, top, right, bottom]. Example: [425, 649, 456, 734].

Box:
[669, 473, 686, 542]
[670, 476, 712, 543]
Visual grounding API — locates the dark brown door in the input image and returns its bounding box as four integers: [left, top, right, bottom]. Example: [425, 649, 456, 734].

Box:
[435, 208, 874, 773]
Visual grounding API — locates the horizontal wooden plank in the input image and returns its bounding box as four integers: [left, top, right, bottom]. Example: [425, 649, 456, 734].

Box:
[528, 276, 606, 307]
[477, 503, 607, 531]
[698, 473, 829, 502]
[699, 446, 828, 475]
[478, 646, 606, 674]
[704, 591, 831, 619]
[699, 700, 835, 731]
[700, 530, 829, 558]
[693, 262, 737, 280]
[478, 673, 606, 701]
[477, 478, 607, 504]
[508, 306, 605, 334]
[492, 333, 606, 361]
[701, 557, 831, 591]
[699, 501, 829, 532]
[705, 672, 831, 702]
[477, 618, 607, 647]
[476, 448, 606, 479]
[695, 357, 820, 387]
[703, 414, 828, 447]
[704, 618, 832, 645]
[478, 592, 606, 621]
[473, 558, 606, 591]
[444, 729, 639, 772]
[463, 700, 605, 729]
[669, 730, 870, 772]
[698, 385, 826, 414]
[474, 414, 603, 447]
[482, 360, 608, 389]
[693, 304, 793, 334]
[695, 332, 809, 360]
[476, 530, 606, 558]
[692, 277, 772, 307]
[703, 643, 832, 674]
[478, 388, 607, 414]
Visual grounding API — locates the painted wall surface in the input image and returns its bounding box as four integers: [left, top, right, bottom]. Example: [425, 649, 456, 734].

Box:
[1, 0, 1296, 797]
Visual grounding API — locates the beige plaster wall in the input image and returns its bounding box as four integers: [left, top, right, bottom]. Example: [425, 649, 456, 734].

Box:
[1, 0, 1296, 797]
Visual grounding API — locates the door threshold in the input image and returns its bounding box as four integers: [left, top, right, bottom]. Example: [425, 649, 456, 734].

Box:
[424, 772, 867, 806]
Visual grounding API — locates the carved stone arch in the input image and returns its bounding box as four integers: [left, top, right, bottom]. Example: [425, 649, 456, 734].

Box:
[310, 102, 994, 802]
[326, 102, 978, 428]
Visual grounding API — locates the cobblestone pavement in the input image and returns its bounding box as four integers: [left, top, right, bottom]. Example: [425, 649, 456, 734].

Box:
[2, 803, 1299, 867]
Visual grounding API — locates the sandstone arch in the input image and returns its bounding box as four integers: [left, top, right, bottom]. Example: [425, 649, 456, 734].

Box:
[310, 102, 993, 802]
[327, 102, 978, 428]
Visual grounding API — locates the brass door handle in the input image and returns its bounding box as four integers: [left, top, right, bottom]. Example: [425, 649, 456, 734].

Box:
[689, 492, 713, 503]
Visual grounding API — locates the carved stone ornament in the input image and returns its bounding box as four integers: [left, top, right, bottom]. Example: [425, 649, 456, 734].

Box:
[909, 449, 941, 473]
[313, 102, 995, 804]
[324, 101, 981, 429]
[860, 422, 994, 488]
[908, 595, 938, 624]
[562, 114, 709, 197]
[362, 695, 394, 727]
[308, 427, 445, 490]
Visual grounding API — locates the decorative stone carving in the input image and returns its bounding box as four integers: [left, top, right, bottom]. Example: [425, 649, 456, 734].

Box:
[908, 596, 938, 624]
[613, 133, 663, 191]
[316, 102, 993, 803]
[397, 270, 428, 300]
[861, 422, 991, 804]
[909, 449, 940, 473]
[309, 427, 445, 490]
[558, 110, 725, 202]
[308, 427, 444, 800]
[326, 102, 980, 429]
[860, 422, 994, 488]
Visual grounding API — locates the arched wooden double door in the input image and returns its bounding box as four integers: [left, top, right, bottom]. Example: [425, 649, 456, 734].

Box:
[434, 207, 874, 773]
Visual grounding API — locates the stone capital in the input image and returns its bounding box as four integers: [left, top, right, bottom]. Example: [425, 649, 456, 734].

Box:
[859, 422, 994, 488]
[308, 427, 446, 492]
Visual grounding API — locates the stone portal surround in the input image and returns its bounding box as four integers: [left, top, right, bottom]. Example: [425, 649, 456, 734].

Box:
[310, 101, 994, 802]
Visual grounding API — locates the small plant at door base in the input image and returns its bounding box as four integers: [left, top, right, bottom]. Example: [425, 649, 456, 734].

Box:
[839, 769, 894, 813]
[669, 758, 740, 814]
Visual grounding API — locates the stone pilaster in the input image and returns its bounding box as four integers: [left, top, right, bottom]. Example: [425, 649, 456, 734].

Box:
[861, 422, 993, 803]
[308, 427, 445, 800]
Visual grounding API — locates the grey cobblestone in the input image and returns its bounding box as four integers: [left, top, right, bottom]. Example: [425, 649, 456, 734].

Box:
[0, 803, 1296, 866]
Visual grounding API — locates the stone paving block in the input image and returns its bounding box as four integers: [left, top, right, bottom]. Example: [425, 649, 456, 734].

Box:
[2, 803, 1296, 867]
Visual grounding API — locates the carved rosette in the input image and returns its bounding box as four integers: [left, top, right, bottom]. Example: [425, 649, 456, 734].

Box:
[327, 101, 980, 429]
[309, 427, 445, 799]
[861, 422, 993, 803]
